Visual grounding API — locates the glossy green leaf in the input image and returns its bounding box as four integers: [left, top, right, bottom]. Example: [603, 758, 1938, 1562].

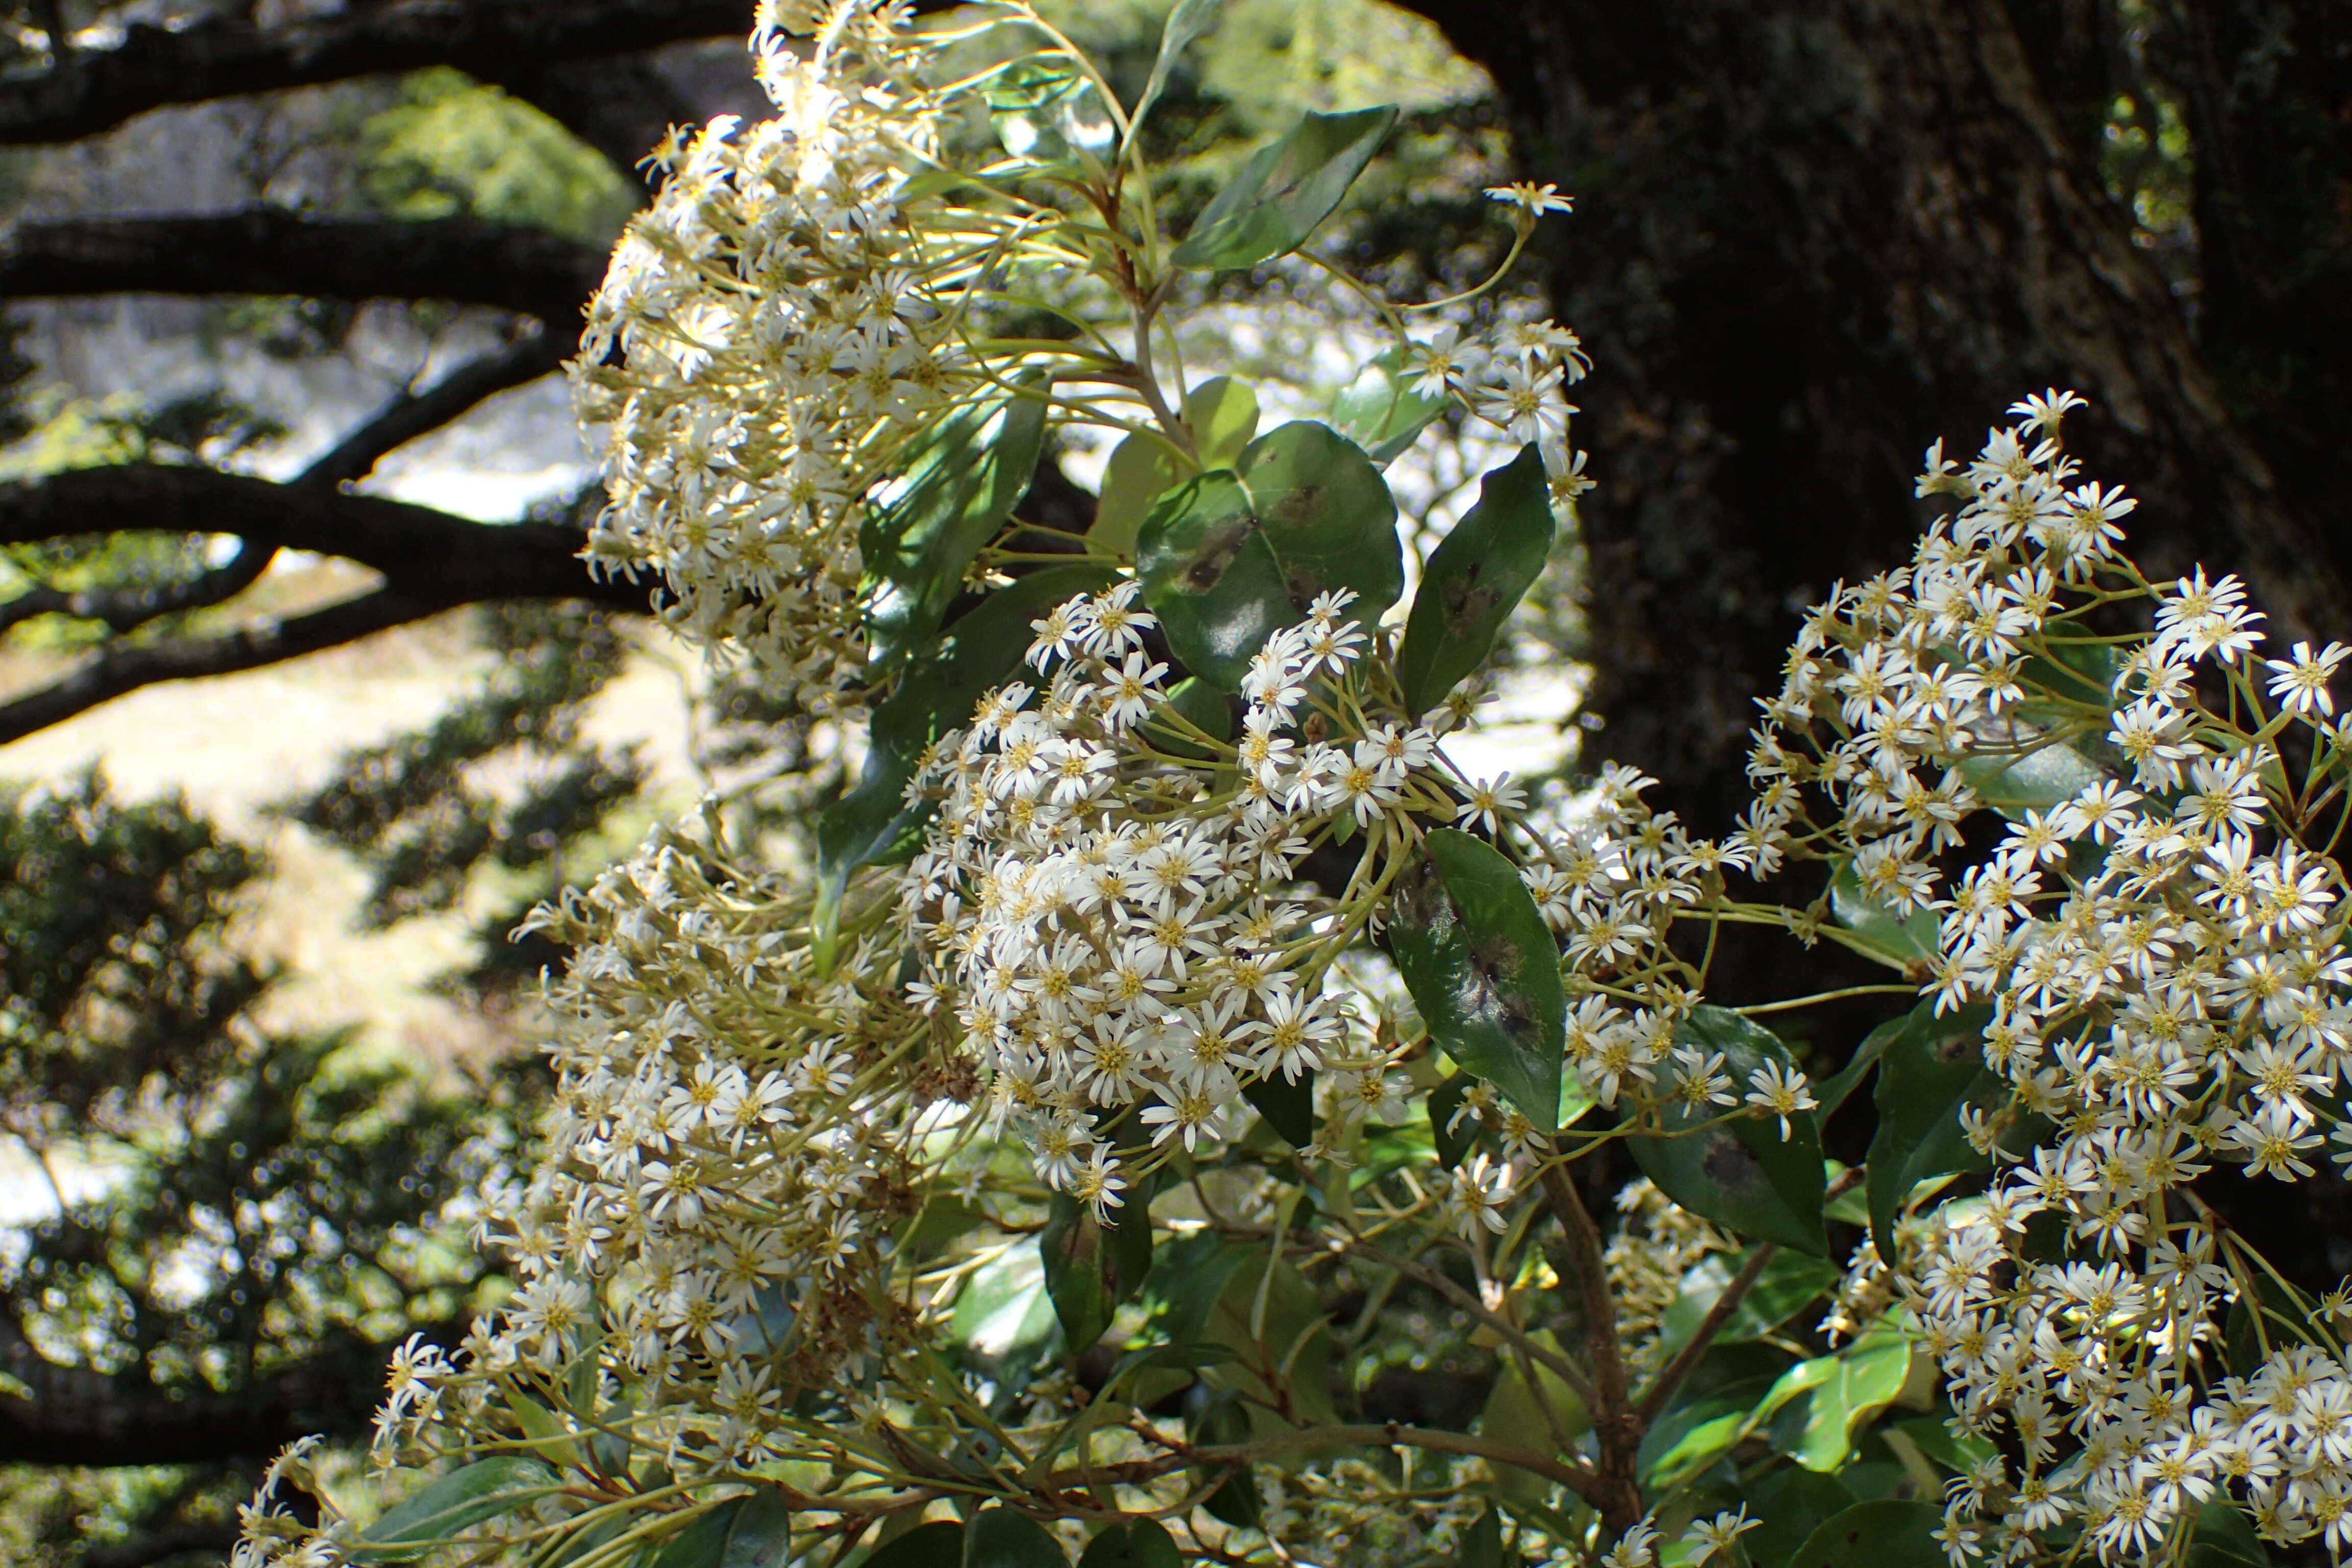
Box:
[1460, 1508, 1504, 1568]
[1329, 346, 1448, 465]
[1630, 1007, 1827, 1254]
[1637, 1373, 1775, 1494]
[862, 385, 1049, 670]
[989, 55, 1116, 167]
[1078, 1519, 1182, 1568]
[1170, 106, 1399, 271]
[1184, 377, 1260, 469]
[964, 1508, 1066, 1568]
[1136, 420, 1401, 688]
[1756, 1321, 1914, 1471]
[1784, 1500, 1944, 1568]
[1655, 1247, 1840, 1364]
[863, 1521, 966, 1568]
[1127, 0, 1221, 145]
[1388, 828, 1564, 1135]
[1828, 857, 1940, 972]
[649, 1492, 794, 1568]
[1816, 1011, 1908, 1120]
[1865, 1002, 1998, 1259]
[1242, 1068, 1315, 1147]
[1040, 1186, 1151, 1351]
[817, 564, 1115, 940]
[1397, 445, 1555, 717]
[1091, 432, 1180, 556]
[348, 1457, 555, 1563]
[2190, 1501, 2271, 1568]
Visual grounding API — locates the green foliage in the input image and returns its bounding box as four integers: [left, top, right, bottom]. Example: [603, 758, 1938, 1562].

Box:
[360, 68, 636, 243]
[1395, 444, 1554, 716]
[1630, 1009, 1828, 1255]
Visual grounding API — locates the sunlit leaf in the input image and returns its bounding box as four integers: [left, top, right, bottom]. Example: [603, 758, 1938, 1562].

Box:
[348, 1457, 555, 1564]
[1136, 420, 1400, 689]
[1170, 106, 1399, 271]
[1329, 346, 1448, 465]
[1754, 1321, 1914, 1471]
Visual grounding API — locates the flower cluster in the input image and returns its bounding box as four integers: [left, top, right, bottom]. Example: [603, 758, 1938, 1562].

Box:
[902, 584, 1467, 1207]
[573, 0, 981, 703]
[1723, 392, 2352, 1562]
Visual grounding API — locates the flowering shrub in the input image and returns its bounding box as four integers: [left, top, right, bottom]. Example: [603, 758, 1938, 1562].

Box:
[236, 5, 2352, 1568]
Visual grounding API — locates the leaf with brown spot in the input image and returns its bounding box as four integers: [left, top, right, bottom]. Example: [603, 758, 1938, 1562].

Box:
[1396, 445, 1555, 717]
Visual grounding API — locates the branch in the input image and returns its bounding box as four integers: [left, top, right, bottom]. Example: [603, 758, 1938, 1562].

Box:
[0, 210, 605, 325]
[0, 466, 649, 742]
[302, 325, 572, 489]
[0, 0, 754, 146]
[1538, 1162, 1644, 1536]
[1635, 1242, 1776, 1426]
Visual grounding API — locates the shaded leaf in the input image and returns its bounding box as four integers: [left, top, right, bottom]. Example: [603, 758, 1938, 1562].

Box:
[1170, 106, 1399, 271]
[1630, 1007, 1827, 1254]
[1637, 1373, 1774, 1494]
[1388, 828, 1564, 1135]
[1479, 1328, 1588, 1508]
[1078, 1519, 1183, 1568]
[862, 386, 1049, 669]
[1200, 1253, 1338, 1431]
[349, 1457, 554, 1564]
[1243, 1068, 1315, 1147]
[1428, 1071, 1476, 1168]
[1136, 421, 1400, 688]
[1184, 1387, 1262, 1527]
[1784, 1500, 1943, 1568]
[1143, 674, 1233, 761]
[649, 1493, 794, 1568]
[863, 1521, 966, 1568]
[1865, 1002, 1998, 1259]
[1745, 1468, 1862, 1568]
[1655, 1247, 1840, 1363]
[952, 1239, 1056, 1355]
[1396, 445, 1554, 717]
[965, 1508, 1067, 1568]
[1126, 0, 1222, 146]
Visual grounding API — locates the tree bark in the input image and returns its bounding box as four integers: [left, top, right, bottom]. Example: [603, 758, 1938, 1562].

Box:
[1395, 0, 2351, 837]
[0, 0, 752, 146]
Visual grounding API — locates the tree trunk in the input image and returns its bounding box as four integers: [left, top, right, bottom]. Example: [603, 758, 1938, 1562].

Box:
[1400, 0, 2351, 836]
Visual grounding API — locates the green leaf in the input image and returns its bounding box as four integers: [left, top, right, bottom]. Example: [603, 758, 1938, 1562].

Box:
[1479, 1329, 1588, 1508]
[1243, 1068, 1316, 1146]
[1388, 828, 1564, 1135]
[1428, 1072, 1476, 1168]
[1091, 432, 1180, 556]
[1755, 1321, 1915, 1471]
[816, 564, 1115, 926]
[1636, 1373, 1775, 1494]
[1329, 346, 1448, 465]
[863, 1521, 966, 1568]
[348, 1457, 555, 1564]
[952, 1238, 1056, 1355]
[1126, 0, 1221, 148]
[1745, 1468, 1861, 1568]
[964, 1508, 1066, 1568]
[1864, 1002, 1999, 1259]
[1170, 105, 1399, 271]
[1955, 736, 2104, 819]
[2190, 1500, 2271, 1568]
[1396, 445, 1555, 717]
[1816, 1012, 1907, 1120]
[1184, 1388, 1262, 1527]
[1136, 421, 1401, 688]
[1630, 1007, 1827, 1254]
[1142, 674, 1233, 761]
[1460, 1508, 1504, 1568]
[862, 385, 1049, 670]
[1827, 857, 1941, 972]
[1078, 1519, 1183, 1568]
[1200, 1253, 1338, 1431]
[1783, 1500, 1944, 1568]
[1039, 1183, 1152, 1351]
[1655, 1247, 1840, 1363]
[1184, 377, 1260, 469]
[650, 1493, 794, 1568]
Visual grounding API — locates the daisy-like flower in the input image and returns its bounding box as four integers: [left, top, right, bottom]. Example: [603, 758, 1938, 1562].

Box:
[1485, 180, 1575, 216]
[1453, 774, 1526, 835]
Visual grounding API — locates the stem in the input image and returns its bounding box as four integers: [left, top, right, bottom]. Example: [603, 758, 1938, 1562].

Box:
[1536, 1162, 1644, 1536]
[1636, 1243, 1776, 1425]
